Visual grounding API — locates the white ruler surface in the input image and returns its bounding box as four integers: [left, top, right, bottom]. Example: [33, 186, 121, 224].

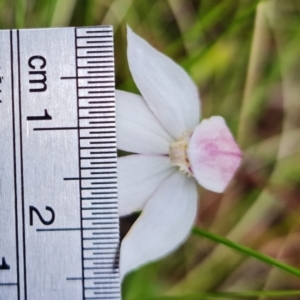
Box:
[0, 26, 120, 300]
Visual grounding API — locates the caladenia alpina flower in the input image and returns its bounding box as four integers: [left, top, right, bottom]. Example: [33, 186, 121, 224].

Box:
[116, 27, 242, 280]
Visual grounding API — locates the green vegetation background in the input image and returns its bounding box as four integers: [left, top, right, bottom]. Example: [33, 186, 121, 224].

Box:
[2, 0, 300, 299]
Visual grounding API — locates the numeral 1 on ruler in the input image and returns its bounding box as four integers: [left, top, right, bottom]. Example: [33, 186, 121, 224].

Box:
[0, 26, 120, 300]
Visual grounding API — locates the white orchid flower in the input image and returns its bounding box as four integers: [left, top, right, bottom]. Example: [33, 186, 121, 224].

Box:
[116, 27, 242, 280]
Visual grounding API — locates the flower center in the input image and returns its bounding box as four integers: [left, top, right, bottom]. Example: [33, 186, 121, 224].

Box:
[169, 130, 193, 176]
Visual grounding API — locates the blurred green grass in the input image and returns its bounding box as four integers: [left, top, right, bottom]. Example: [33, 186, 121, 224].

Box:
[2, 0, 300, 299]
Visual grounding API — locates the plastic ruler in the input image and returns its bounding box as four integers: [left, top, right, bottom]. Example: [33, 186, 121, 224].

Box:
[0, 26, 121, 300]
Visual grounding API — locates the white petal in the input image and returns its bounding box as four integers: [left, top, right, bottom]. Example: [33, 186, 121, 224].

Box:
[127, 27, 200, 139]
[187, 116, 242, 193]
[120, 172, 198, 279]
[118, 155, 175, 216]
[116, 90, 173, 155]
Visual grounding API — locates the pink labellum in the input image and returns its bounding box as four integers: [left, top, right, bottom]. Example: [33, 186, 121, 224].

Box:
[187, 116, 242, 193]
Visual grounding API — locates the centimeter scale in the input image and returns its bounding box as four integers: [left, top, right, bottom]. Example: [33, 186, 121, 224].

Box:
[0, 26, 121, 299]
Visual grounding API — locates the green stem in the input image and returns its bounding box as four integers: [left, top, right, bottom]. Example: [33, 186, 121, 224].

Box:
[192, 227, 300, 279]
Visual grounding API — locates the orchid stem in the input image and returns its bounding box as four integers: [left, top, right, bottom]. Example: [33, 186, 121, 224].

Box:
[192, 227, 300, 279]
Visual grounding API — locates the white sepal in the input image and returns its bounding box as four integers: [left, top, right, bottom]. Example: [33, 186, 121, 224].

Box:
[127, 27, 201, 139]
[116, 90, 173, 155]
[118, 155, 175, 216]
[120, 172, 198, 279]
